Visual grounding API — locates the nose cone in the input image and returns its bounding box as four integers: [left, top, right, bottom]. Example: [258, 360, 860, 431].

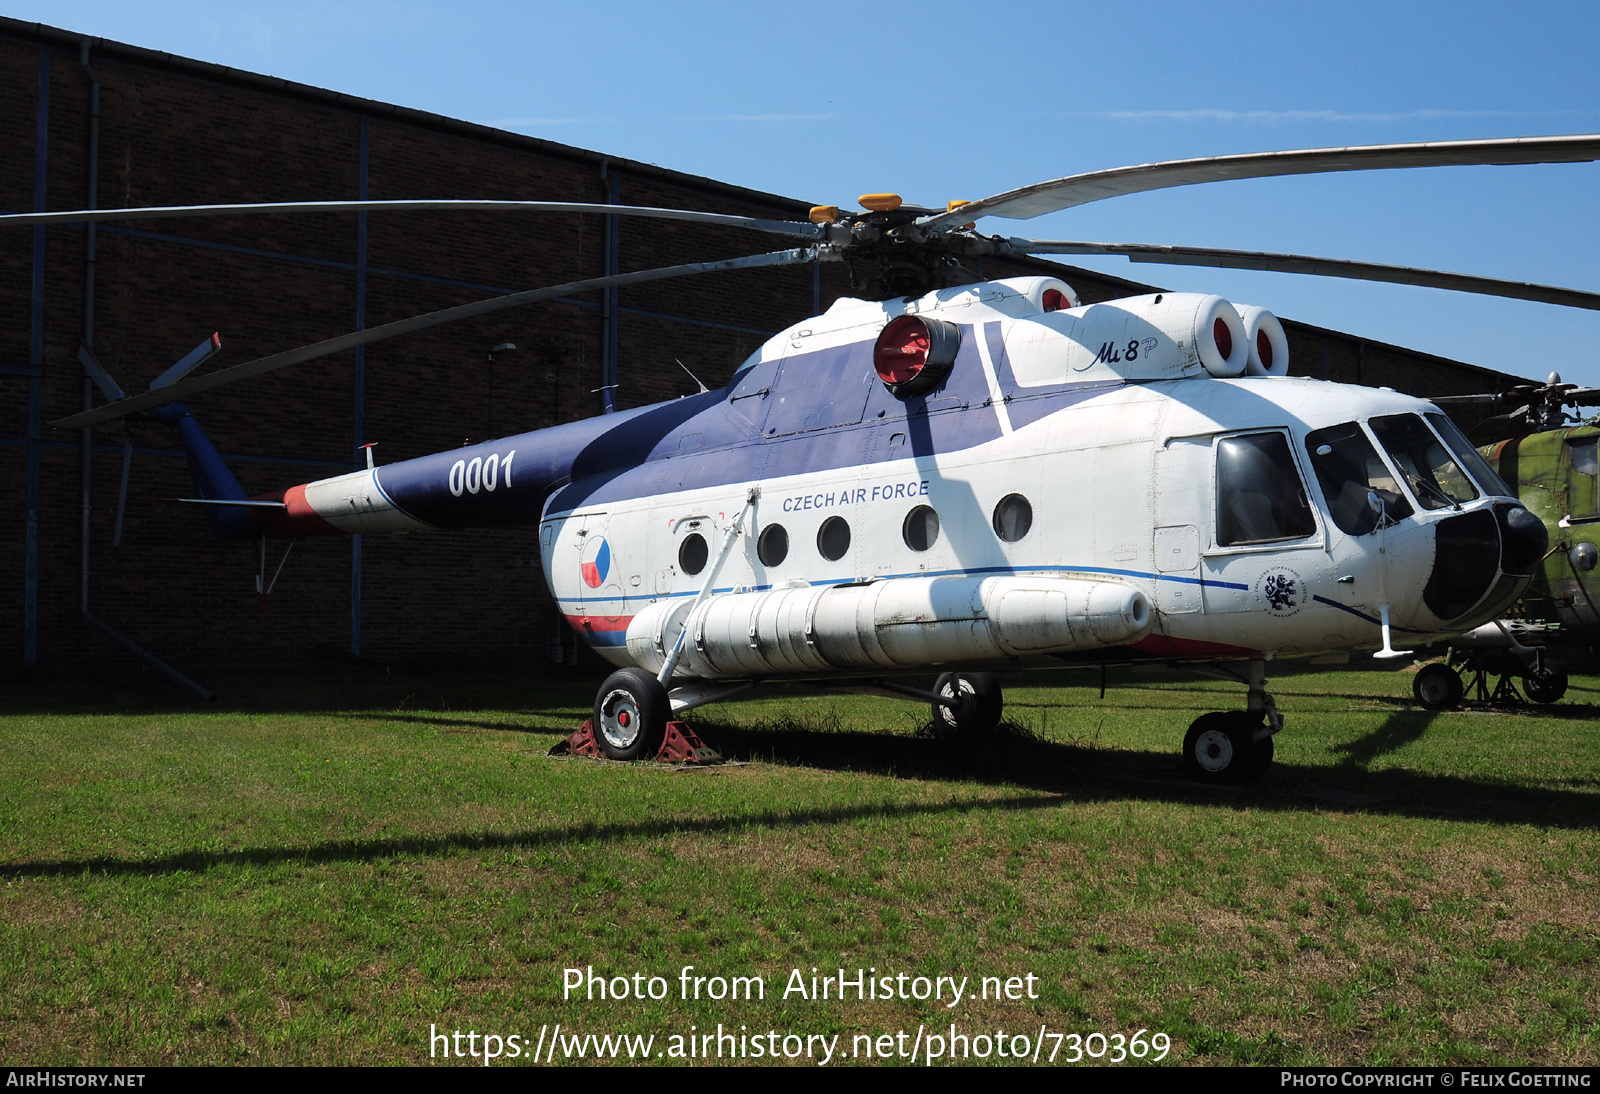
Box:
[1420, 504, 1547, 624]
[1423, 510, 1499, 622]
[1496, 502, 1548, 574]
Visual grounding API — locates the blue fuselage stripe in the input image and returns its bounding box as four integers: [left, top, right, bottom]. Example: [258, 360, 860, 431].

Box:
[555, 564, 1250, 605]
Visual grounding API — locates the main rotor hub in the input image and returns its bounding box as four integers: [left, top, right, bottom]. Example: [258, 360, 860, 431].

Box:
[825, 206, 1001, 301]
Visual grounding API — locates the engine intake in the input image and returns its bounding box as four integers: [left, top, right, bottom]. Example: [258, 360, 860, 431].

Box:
[1233, 304, 1290, 377]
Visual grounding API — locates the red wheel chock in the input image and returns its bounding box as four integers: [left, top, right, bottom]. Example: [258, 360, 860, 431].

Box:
[549, 720, 721, 764]
[549, 719, 606, 759]
[655, 720, 721, 764]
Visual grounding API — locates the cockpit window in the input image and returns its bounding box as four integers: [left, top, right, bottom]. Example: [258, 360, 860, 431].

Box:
[1369, 414, 1478, 510]
[1570, 437, 1600, 517]
[1425, 412, 1514, 498]
[1215, 432, 1318, 546]
[1305, 422, 1414, 536]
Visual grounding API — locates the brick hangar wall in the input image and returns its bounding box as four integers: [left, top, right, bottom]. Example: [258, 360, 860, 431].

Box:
[0, 21, 1528, 679]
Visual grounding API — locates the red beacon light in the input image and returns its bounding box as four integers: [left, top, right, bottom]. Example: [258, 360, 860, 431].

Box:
[873, 314, 962, 397]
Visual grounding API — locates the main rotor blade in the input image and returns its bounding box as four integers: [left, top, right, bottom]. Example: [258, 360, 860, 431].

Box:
[1013, 239, 1600, 311]
[1428, 394, 1508, 406]
[1435, 387, 1600, 407]
[918, 134, 1600, 234]
[52, 247, 820, 430]
[0, 199, 823, 240]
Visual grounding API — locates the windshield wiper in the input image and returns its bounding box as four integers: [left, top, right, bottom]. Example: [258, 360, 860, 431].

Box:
[1407, 473, 1462, 511]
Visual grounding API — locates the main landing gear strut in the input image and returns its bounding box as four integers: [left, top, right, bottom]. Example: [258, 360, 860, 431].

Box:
[1182, 660, 1281, 784]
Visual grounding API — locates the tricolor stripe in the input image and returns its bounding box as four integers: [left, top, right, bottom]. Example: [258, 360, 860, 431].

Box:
[565, 613, 633, 647]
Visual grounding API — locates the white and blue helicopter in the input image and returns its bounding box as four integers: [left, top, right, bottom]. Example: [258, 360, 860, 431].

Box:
[18, 135, 1600, 782]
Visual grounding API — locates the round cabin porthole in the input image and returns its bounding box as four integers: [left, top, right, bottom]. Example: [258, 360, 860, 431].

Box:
[993, 494, 1033, 542]
[817, 516, 851, 561]
[902, 505, 941, 552]
[758, 524, 789, 566]
[678, 532, 708, 575]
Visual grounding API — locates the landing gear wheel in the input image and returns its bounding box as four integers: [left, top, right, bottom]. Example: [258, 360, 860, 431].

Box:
[1183, 712, 1268, 784]
[1413, 663, 1465, 711]
[931, 671, 1003, 736]
[1244, 733, 1275, 781]
[593, 668, 670, 761]
[1523, 667, 1568, 704]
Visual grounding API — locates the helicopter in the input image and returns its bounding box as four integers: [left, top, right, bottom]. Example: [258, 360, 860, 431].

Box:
[10, 134, 1600, 783]
[1400, 375, 1600, 709]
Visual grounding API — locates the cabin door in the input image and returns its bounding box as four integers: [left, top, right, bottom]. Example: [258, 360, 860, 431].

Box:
[1152, 436, 1211, 614]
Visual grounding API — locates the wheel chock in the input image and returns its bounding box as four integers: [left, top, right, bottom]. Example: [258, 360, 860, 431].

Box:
[655, 720, 721, 764]
[548, 719, 722, 764]
[548, 719, 606, 759]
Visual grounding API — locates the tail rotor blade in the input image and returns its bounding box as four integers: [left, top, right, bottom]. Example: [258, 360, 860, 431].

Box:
[113, 436, 133, 547]
[151, 333, 222, 390]
[77, 345, 127, 403]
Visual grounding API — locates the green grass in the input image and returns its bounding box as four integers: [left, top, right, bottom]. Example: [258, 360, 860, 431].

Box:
[0, 664, 1596, 1066]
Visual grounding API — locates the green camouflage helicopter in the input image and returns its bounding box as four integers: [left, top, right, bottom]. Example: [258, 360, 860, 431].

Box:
[1410, 375, 1600, 709]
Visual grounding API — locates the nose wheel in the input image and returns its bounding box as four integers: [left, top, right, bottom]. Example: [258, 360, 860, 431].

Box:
[1181, 659, 1280, 783]
[1183, 712, 1274, 783]
[593, 667, 670, 761]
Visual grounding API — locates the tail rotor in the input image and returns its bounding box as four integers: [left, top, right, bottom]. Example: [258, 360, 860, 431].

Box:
[78, 334, 222, 545]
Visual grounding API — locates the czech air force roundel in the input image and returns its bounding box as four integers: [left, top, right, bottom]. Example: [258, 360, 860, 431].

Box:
[580, 536, 611, 589]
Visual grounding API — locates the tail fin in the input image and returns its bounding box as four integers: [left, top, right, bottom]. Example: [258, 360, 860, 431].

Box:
[147, 403, 258, 540]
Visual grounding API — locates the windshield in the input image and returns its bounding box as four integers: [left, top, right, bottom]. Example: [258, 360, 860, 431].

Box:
[1425, 412, 1514, 498]
[1305, 422, 1414, 536]
[1369, 413, 1478, 510]
[1215, 432, 1318, 546]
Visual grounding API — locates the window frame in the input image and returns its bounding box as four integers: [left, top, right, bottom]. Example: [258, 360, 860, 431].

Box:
[1207, 428, 1325, 555]
[1368, 413, 1481, 513]
[1423, 411, 1515, 500]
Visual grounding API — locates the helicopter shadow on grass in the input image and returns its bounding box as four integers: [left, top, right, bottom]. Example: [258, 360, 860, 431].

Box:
[4, 718, 1595, 883]
[363, 711, 586, 734]
[684, 714, 1600, 833]
[1333, 709, 1438, 766]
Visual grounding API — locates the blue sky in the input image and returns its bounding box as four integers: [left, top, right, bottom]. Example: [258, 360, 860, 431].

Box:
[10, 0, 1600, 387]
